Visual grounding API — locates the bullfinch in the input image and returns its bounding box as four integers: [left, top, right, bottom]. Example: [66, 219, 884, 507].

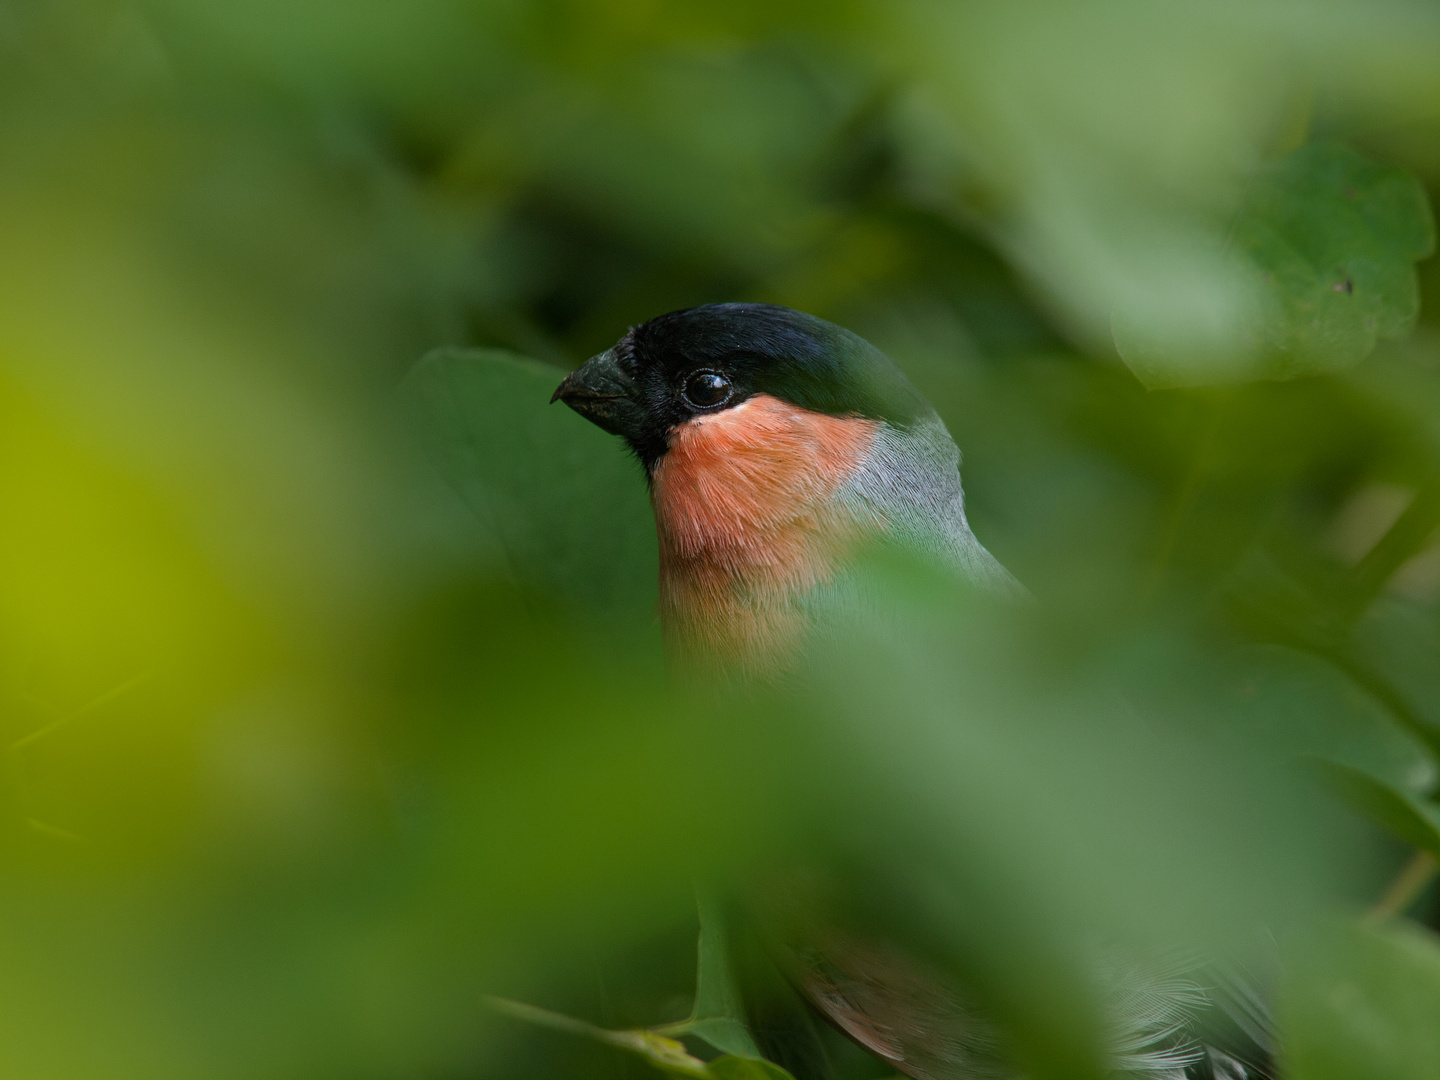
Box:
[552, 303, 1271, 1080]
[552, 302, 1022, 678]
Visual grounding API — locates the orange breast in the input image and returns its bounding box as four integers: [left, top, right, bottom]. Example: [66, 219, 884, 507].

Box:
[649, 394, 880, 676]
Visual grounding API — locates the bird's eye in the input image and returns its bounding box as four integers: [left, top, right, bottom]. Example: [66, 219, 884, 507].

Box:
[682, 371, 731, 409]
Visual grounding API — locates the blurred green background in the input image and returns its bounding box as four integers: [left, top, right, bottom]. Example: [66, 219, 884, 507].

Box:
[5, 1, 1440, 1077]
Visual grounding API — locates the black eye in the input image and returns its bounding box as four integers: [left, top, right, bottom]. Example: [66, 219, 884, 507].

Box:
[682, 371, 731, 409]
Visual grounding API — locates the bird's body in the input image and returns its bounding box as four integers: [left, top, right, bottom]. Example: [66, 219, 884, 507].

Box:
[553, 303, 1270, 1080]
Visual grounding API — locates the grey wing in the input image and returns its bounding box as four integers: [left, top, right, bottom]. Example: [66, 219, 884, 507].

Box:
[845, 415, 1028, 601]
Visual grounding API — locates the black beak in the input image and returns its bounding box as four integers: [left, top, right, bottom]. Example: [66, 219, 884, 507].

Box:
[552, 348, 645, 441]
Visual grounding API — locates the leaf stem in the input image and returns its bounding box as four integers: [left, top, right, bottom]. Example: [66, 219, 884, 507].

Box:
[483, 996, 712, 1078]
[1367, 849, 1438, 921]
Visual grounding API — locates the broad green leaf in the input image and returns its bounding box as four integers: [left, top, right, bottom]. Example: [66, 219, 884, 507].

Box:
[1317, 761, 1440, 860]
[1116, 141, 1434, 387]
[1281, 920, 1440, 1080]
[405, 347, 657, 617]
[1229, 645, 1438, 796]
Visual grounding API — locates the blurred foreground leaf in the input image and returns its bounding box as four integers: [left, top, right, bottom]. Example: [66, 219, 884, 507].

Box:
[406, 348, 656, 617]
[1116, 142, 1434, 387]
[1281, 919, 1440, 1080]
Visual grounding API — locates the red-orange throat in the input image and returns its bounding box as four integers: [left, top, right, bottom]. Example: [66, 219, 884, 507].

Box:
[649, 394, 881, 674]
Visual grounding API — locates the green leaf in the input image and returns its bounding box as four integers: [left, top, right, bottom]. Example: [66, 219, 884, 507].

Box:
[405, 347, 657, 617]
[1230, 645, 1438, 796]
[1281, 920, 1440, 1080]
[1237, 141, 1434, 375]
[679, 890, 763, 1059]
[1317, 761, 1440, 860]
[1351, 598, 1440, 752]
[1116, 141, 1434, 387]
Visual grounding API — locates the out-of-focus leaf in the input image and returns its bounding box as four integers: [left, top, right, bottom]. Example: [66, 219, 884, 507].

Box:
[1229, 645, 1437, 795]
[792, 571, 1336, 1080]
[1281, 919, 1440, 1080]
[1316, 761, 1440, 859]
[1116, 142, 1434, 387]
[405, 347, 657, 617]
[1352, 597, 1440, 746]
[1238, 142, 1434, 375]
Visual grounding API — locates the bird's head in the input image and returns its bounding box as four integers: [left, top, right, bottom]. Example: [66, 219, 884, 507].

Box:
[553, 303, 1010, 675]
[550, 302, 927, 470]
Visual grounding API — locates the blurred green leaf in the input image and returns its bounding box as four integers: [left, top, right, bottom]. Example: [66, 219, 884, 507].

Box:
[1352, 598, 1440, 747]
[1282, 919, 1440, 1080]
[405, 347, 657, 617]
[1116, 142, 1434, 387]
[1317, 761, 1440, 860]
[1231, 645, 1438, 796]
[1239, 141, 1434, 376]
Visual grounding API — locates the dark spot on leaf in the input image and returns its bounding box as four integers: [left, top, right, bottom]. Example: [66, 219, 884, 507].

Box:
[1101, 142, 1432, 384]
